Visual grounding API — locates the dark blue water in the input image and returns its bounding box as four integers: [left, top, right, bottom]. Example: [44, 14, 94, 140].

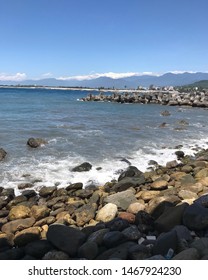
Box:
[0, 87, 208, 193]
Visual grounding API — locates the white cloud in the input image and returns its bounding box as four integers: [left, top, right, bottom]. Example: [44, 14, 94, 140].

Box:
[42, 72, 53, 78]
[0, 72, 27, 81]
[57, 71, 160, 81]
[168, 70, 197, 74]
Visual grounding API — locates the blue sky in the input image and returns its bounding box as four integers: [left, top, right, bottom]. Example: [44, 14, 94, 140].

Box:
[0, 0, 207, 80]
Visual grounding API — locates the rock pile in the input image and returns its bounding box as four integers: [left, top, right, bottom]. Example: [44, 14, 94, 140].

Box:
[1, 149, 208, 260]
[80, 90, 208, 108]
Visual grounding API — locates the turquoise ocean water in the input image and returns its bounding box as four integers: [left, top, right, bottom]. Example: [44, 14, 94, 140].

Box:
[0, 87, 208, 193]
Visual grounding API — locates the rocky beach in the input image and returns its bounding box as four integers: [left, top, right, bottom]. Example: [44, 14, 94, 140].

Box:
[1, 144, 208, 260]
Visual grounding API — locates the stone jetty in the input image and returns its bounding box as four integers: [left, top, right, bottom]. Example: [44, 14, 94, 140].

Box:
[1, 148, 208, 260]
[80, 90, 208, 108]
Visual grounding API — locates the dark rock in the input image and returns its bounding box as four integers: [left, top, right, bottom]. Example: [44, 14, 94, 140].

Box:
[128, 244, 151, 260]
[151, 201, 174, 220]
[175, 150, 185, 159]
[0, 248, 25, 260]
[66, 182, 83, 191]
[154, 203, 188, 232]
[0, 188, 15, 198]
[173, 248, 199, 260]
[46, 224, 86, 257]
[87, 228, 109, 245]
[152, 230, 178, 256]
[122, 225, 142, 241]
[166, 160, 178, 168]
[172, 225, 193, 242]
[34, 216, 56, 226]
[72, 162, 92, 172]
[96, 242, 135, 260]
[13, 227, 41, 247]
[0, 209, 9, 218]
[27, 137, 47, 148]
[134, 211, 154, 229]
[190, 238, 208, 257]
[74, 189, 94, 199]
[18, 183, 33, 190]
[39, 186, 57, 197]
[160, 110, 171, 116]
[194, 194, 208, 207]
[183, 203, 208, 230]
[78, 241, 98, 259]
[0, 233, 13, 251]
[42, 250, 70, 260]
[118, 166, 144, 181]
[105, 217, 129, 231]
[7, 195, 27, 209]
[0, 148, 7, 161]
[112, 177, 145, 192]
[21, 190, 37, 198]
[103, 231, 126, 248]
[25, 240, 54, 258]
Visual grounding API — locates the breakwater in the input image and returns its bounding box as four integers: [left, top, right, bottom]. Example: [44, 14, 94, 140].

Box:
[80, 90, 208, 107]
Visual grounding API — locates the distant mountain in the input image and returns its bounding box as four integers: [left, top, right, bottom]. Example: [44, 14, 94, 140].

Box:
[1, 72, 208, 89]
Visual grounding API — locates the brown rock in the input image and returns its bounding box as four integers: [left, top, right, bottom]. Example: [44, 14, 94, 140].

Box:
[140, 190, 161, 201]
[34, 216, 56, 227]
[96, 203, 118, 223]
[197, 177, 208, 187]
[178, 190, 198, 200]
[195, 168, 208, 180]
[1, 217, 36, 234]
[170, 172, 187, 181]
[151, 179, 168, 190]
[118, 212, 135, 223]
[75, 204, 96, 226]
[31, 205, 50, 220]
[8, 205, 31, 221]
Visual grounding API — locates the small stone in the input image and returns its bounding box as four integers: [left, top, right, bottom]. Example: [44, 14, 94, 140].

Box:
[27, 138, 47, 148]
[0, 148, 7, 161]
[122, 225, 142, 241]
[118, 212, 135, 223]
[151, 179, 168, 190]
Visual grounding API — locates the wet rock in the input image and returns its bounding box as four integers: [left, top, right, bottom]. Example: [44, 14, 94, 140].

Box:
[27, 138, 47, 148]
[104, 189, 137, 210]
[175, 150, 185, 159]
[66, 182, 83, 191]
[78, 241, 98, 259]
[0, 148, 7, 161]
[7, 195, 27, 208]
[72, 162, 92, 172]
[118, 166, 144, 181]
[96, 203, 117, 223]
[46, 224, 86, 256]
[183, 203, 208, 230]
[39, 186, 57, 197]
[21, 190, 37, 198]
[14, 227, 41, 247]
[8, 205, 31, 221]
[166, 160, 178, 169]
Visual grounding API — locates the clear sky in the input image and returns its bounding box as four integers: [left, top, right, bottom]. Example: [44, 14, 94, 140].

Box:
[0, 0, 208, 80]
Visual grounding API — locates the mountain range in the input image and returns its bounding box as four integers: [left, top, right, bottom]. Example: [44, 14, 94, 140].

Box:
[1, 72, 208, 89]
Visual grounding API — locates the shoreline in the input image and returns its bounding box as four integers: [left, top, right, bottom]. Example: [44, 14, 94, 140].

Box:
[1, 147, 208, 259]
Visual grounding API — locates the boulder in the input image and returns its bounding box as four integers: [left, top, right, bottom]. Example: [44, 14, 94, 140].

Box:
[118, 166, 144, 181]
[31, 205, 50, 220]
[39, 186, 57, 197]
[152, 230, 178, 256]
[75, 204, 96, 226]
[25, 240, 53, 259]
[72, 162, 92, 172]
[46, 224, 86, 256]
[103, 231, 126, 248]
[104, 189, 137, 210]
[78, 241, 98, 259]
[27, 138, 47, 148]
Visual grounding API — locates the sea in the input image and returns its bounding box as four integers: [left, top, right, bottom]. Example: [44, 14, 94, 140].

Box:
[0, 87, 208, 194]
